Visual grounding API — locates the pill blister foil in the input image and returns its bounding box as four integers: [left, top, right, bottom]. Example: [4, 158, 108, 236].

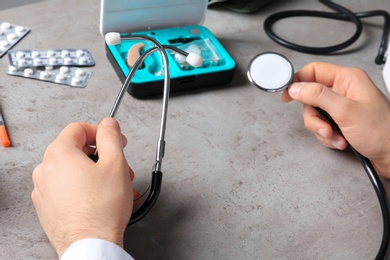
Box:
[0, 22, 30, 57]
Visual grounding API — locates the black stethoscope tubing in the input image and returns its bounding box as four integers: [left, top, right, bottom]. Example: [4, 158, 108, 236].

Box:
[263, 0, 390, 65]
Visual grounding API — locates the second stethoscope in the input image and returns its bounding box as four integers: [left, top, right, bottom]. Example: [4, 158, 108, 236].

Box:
[90, 32, 203, 225]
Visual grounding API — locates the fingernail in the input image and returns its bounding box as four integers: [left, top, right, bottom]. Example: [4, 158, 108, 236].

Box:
[331, 139, 344, 150]
[101, 117, 117, 126]
[288, 83, 302, 97]
[317, 128, 327, 138]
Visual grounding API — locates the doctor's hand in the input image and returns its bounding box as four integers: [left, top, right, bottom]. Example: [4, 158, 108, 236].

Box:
[31, 117, 137, 258]
[281, 62, 390, 178]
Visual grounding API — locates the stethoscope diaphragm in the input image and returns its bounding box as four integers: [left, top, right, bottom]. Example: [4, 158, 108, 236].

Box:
[247, 52, 294, 92]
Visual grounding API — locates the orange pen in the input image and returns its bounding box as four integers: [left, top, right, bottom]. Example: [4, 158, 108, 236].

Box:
[0, 111, 11, 147]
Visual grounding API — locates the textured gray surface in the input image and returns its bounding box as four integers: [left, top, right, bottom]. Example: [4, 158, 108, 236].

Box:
[0, 0, 390, 259]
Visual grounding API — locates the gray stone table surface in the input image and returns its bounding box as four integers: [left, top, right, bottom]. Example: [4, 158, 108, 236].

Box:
[0, 0, 390, 259]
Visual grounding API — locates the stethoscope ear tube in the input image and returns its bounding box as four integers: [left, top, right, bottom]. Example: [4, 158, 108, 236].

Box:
[128, 170, 163, 226]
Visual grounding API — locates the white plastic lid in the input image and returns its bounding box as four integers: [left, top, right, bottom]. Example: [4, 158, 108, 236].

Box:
[100, 0, 208, 36]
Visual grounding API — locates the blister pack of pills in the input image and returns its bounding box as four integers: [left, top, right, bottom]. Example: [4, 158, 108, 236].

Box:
[8, 48, 95, 68]
[0, 22, 30, 57]
[7, 65, 92, 88]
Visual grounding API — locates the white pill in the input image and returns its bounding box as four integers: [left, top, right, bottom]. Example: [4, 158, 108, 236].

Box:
[0, 40, 10, 49]
[40, 71, 50, 79]
[61, 50, 70, 57]
[18, 59, 28, 66]
[1, 22, 12, 31]
[24, 68, 34, 76]
[59, 66, 70, 74]
[47, 50, 56, 57]
[76, 50, 85, 57]
[64, 57, 73, 65]
[7, 33, 17, 41]
[16, 51, 25, 58]
[78, 57, 88, 64]
[31, 51, 40, 58]
[15, 26, 26, 35]
[8, 66, 18, 73]
[55, 74, 66, 83]
[49, 57, 58, 65]
[33, 58, 43, 66]
[71, 77, 82, 86]
[75, 69, 85, 77]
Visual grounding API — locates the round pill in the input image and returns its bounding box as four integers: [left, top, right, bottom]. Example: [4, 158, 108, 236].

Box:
[16, 51, 25, 58]
[7, 33, 17, 41]
[78, 57, 88, 64]
[75, 69, 85, 77]
[59, 66, 70, 74]
[15, 26, 27, 35]
[24, 68, 34, 76]
[61, 50, 70, 57]
[47, 50, 56, 57]
[76, 50, 85, 57]
[64, 57, 73, 65]
[18, 59, 28, 67]
[1, 22, 12, 31]
[40, 71, 50, 79]
[31, 51, 40, 58]
[71, 77, 83, 87]
[49, 57, 58, 65]
[55, 74, 66, 83]
[33, 58, 43, 66]
[8, 66, 18, 73]
[0, 40, 10, 49]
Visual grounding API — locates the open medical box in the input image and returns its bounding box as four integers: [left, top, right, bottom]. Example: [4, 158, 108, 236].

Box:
[100, 0, 236, 98]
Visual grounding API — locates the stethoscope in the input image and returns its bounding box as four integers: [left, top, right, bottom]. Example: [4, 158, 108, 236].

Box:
[263, 0, 389, 65]
[90, 32, 203, 225]
[247, 52, 390, 260]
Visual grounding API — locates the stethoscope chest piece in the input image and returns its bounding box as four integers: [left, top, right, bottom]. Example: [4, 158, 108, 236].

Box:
[247, 52, 294, 92]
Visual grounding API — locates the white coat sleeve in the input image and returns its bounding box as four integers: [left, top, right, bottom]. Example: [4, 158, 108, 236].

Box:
[61, 238, 134, 260]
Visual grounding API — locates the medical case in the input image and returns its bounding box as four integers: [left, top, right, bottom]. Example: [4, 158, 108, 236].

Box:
[100, 0, 236, 98]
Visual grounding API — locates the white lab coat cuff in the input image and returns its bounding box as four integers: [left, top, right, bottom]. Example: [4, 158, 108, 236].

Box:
[61, 238, 134, 260]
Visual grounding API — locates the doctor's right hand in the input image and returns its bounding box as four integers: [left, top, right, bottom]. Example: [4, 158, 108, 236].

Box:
[281, 62, 390, 178]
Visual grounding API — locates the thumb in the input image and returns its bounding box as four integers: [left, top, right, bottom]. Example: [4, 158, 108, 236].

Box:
[95, 117, 125, 164]
[287, 82, 347, 118]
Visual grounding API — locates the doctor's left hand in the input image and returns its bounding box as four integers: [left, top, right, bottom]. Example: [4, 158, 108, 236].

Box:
[31, 118, 137, 258]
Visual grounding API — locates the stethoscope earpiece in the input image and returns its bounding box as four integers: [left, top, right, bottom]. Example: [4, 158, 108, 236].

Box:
[247, 52, 294, 92]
